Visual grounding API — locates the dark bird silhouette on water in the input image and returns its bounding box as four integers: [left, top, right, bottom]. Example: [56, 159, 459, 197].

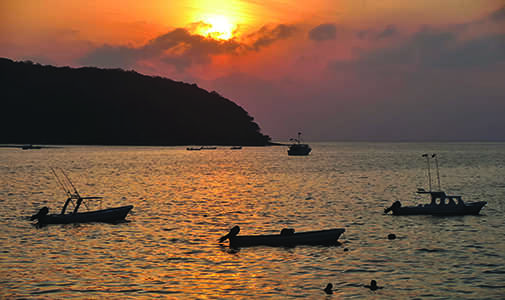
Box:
[365, 280, 383, 291]
[324, 283, 333, 294]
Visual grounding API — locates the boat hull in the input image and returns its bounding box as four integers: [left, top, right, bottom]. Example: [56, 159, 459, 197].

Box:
[287, 149, 311, 156]
[287, 144, 311, 156]
[391, 202, 486, 216]
[229, 228, 345, 247]
[38, 205, 133, 224]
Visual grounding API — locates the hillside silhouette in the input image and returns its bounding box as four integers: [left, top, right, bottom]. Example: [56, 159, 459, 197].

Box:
[0, 58, 271, 146]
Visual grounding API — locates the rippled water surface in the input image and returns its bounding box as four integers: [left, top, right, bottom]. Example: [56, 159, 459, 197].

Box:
[1, 143, 505, 299]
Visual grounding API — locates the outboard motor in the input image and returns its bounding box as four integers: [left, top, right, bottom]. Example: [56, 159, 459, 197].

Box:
[219, 225, 240, 242]
[30, 206, 49, 221]
[384, 201, 401, 214]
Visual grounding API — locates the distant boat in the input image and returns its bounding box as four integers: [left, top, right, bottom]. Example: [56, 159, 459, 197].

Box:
[384, 154, 487, 216]
[230, 146, 242, 150]
[30, 168, 133, 225]
[186, 146, 217, 150]
[219, 226, 345, 247]
[22, 144, 42, 150]
[288, 132, 311, 156]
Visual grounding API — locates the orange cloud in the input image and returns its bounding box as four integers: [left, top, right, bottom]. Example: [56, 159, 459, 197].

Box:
[80, 24, 298, 72]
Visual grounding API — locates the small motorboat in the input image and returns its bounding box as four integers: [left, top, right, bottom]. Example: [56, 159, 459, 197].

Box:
[288, 132, 311, 156]
[31, 205, 133, 224]
[30, 168, 133, 225]
[219, 226, 345, 247]
[186, 147, 202, 151]
[384, 154, 486, 216]
[230, 146, 242, 150]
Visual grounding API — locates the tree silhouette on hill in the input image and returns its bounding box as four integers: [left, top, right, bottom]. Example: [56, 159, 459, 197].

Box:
[0, 58, 271, 146]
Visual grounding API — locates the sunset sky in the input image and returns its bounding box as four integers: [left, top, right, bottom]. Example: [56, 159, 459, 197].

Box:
[1, 0, 504, 141]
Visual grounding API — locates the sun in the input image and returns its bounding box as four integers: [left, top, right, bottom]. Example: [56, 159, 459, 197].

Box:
[195, 15, 236, 40]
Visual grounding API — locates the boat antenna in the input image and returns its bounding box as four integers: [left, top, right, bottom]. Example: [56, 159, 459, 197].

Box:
[51, 167, 72, 198]
[433, 153, 441, 191]
[60, 169, 81, 199]
[422, 154, 432, 192]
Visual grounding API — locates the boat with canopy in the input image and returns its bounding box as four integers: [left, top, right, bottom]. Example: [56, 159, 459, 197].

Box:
[30, 168, 133, 225]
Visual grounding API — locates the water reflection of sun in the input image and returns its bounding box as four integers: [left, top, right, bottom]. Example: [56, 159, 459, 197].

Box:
[194, 15, 237, 40]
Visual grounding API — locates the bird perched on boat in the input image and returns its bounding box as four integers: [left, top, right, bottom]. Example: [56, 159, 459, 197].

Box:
[324, 283, 333, 294]
[365, 280, 383, 291]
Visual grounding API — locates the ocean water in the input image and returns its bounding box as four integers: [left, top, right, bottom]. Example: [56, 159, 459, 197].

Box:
[1, 143, 505, 299]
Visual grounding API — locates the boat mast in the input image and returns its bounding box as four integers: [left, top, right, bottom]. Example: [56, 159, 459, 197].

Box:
[422, 154, 432, 192]
[433, 153, 441, 191]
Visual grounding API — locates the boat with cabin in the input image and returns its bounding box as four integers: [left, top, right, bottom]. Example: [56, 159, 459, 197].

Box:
[288, 132, 311, 156]
[384, 154, 487, 216]
[219, 226, 345, 247]
[30, 168, 133, 225]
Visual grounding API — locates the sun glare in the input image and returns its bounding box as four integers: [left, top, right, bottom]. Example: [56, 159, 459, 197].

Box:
[195, 15, 236, 40]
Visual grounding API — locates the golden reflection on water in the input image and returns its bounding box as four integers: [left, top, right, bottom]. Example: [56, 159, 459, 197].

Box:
[1, 143, 505, 298]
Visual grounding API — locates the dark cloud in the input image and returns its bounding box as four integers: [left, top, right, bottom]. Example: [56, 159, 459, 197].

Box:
[308, 23, 337, 41]
[488, 5, 505, 22]
[342, 27, 505, 70]
[80, 45, 139, 69]
[81, 24, 297, 70]
[81, 28, 245, 71]
[435, 34, 505, 68]
[249, 24, 298, 50]
[377, 24, 397, 39]
[356, 29, 370, 40]
[356, 25, 398, 40]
